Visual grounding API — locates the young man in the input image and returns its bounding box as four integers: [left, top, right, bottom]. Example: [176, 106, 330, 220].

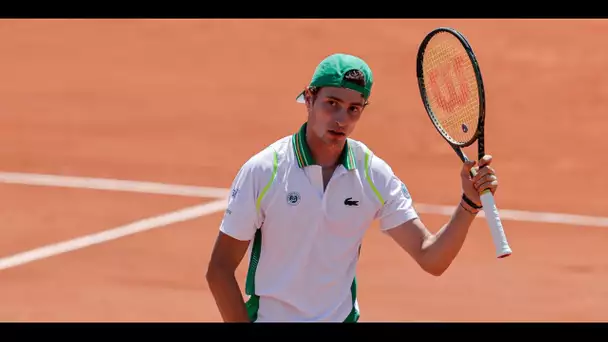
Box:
[206, 53, 499, 323]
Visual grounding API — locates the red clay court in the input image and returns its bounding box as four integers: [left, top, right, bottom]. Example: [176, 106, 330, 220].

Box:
[0, 19, 607, 322]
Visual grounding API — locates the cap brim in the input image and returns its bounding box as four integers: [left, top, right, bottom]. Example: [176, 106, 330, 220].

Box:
[295, 90, 305, 103]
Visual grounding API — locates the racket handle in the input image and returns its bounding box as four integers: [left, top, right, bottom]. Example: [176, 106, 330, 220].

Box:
[479, 190, 512, 258]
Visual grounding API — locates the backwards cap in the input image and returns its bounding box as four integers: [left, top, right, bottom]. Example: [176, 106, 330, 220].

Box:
[295, 53, 373, 103]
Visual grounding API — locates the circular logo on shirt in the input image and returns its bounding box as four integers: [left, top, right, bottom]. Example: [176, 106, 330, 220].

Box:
[286, 191, 301, 206]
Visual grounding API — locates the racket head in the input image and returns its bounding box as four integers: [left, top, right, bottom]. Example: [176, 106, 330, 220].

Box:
[416, 27, 486, 149]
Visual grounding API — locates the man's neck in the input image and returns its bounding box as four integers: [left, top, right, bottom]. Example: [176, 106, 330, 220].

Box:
[305, 125, 345, 169]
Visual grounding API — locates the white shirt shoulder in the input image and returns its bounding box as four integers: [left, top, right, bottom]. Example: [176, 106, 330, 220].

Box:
[349, 139, 419, 231]
[219, 136, 289, 241]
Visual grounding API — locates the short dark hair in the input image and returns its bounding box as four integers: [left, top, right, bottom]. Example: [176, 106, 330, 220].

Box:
[342, 69, 366, 87]
[307, 69, 369, 105]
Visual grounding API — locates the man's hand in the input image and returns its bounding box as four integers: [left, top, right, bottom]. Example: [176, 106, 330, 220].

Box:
[461, 154, 498, 207]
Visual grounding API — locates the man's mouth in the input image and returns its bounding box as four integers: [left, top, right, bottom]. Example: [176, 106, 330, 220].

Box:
[328, 129, 345, 137]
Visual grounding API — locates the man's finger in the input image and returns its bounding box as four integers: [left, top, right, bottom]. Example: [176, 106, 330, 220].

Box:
[475, 174, 497, 190]
[479, 154, 493, 168]
[477, 179, 498, 193]
[472, 166, 495, 183]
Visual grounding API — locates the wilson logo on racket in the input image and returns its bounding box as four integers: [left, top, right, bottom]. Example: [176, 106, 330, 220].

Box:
[428, 55, 470, 113]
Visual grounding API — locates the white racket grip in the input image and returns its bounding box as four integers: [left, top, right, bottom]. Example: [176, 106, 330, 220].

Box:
[479, 191, 512, 258]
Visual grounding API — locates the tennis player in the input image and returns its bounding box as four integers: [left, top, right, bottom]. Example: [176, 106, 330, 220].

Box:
[206, 53, 499, 323]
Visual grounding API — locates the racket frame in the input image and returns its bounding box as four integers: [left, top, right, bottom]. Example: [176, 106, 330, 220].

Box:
[415, 26, 512, 259]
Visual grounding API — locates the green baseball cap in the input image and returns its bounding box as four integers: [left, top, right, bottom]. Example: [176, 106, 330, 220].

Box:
[295, 53, 373, 103]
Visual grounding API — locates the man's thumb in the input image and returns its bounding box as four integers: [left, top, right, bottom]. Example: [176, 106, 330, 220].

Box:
[462, 160, 476, 177]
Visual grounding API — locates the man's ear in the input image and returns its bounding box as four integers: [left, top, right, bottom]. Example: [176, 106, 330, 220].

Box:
[304, 89, 313, 111]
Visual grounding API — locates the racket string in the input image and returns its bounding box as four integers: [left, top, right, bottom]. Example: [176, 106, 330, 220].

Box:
[422, 32, 480, 145]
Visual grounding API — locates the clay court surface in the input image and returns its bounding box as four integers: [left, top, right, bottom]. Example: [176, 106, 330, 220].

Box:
[1, 19, 607, 322]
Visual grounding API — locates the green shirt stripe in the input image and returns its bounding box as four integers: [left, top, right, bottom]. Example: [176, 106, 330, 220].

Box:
[292, 123, 357, 171]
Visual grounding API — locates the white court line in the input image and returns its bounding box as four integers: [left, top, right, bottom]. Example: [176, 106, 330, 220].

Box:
[0, 171, 229, 199]
[415, 204, 608, 227]
[1, 171, 607, 228]
[1, 171, 607, 272]
[0, 199, 228, 271]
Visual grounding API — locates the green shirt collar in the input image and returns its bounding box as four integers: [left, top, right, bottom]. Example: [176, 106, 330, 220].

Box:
[291, 123, 356, 171]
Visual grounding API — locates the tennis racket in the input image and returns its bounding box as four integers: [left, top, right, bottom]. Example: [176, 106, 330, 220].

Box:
[415, 27, 512, 259]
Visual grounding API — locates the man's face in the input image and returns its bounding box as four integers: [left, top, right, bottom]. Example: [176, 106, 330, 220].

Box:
[305, 86, 366, 148]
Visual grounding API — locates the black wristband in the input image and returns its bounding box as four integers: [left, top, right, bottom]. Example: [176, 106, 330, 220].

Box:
[462, 193, 482, 209]
[459, 202, 478, 215]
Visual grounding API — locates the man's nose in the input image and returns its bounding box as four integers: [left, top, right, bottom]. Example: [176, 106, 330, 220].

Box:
[333, 110, 348, 127]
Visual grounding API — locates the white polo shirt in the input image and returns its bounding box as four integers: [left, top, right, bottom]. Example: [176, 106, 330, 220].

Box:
[219, 123, 418, 322]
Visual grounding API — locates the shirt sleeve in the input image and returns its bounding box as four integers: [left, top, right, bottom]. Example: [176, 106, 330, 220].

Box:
[376, 174, 419, 231]
[219, 157, 266, 241]
[367, 152, 419, 231]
